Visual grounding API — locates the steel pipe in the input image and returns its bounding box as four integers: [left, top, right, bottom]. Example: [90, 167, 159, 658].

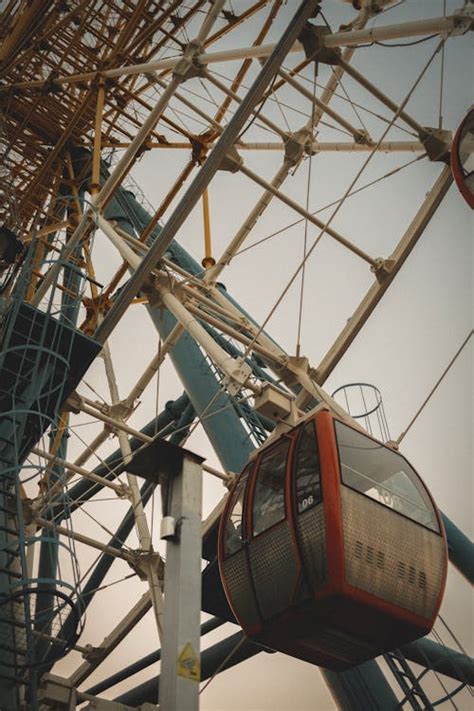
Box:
[94, 0, 322, 345]
[6, 12, 469, 92]
[239, 163, 378, 267]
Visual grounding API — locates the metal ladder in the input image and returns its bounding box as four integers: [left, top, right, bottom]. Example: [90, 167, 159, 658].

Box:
[384, 649, 434, 710]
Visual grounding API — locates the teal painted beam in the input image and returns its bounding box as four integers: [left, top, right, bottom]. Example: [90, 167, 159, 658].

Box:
[322, 663, 399, 711]
[401, 637, 474, 685]
[442, 514, 474, 584]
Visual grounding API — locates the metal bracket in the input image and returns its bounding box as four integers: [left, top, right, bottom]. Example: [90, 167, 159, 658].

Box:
[108, 400, 133, 421]
[421, 127, 452, 163]
[298, 23, 341, 66]
[65, 390, 83, 414]
[284, 128, 315, 166]
[127, 550, 164, 582]
[274, 354, 311, 388]
[371, 257, 396, 283]
[221, 356, 253, 395]
[173, 41, 206, 82]
[81, 643, 105, 662]
[219, 145, 243, 172]
[354, 129, 371, 145]
[452, 5, 474, 35]
[38, 673, 74, 707]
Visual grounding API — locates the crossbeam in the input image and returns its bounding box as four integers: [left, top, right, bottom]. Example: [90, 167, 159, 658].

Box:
[4, 12, 470, 92]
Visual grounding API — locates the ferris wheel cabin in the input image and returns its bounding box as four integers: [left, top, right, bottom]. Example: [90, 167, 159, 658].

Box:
[451, 108, 474, 209]
[218, 410, 447, 670]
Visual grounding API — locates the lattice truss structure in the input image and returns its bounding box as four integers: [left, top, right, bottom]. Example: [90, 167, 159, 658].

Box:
[0, 0, 472, 709]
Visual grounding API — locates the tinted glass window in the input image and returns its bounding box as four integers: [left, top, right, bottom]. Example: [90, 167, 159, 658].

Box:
[224, 468, 249, 558]
[253, 438, 290, 536]
[295, 421, 321, 514]
[335, 421, 439, 532]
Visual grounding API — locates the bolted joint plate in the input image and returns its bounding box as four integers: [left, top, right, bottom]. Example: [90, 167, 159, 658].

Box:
[451, 5, 474, 35]
[221, 356, 253, 396]
[173, 41, 206, 82]
[275, 354, 311, 388]
[127, 550, 164, 582]
[219, 145, 243, 172]
[284, 128, 315, 166]
[371, 257, 396, 283]
[108, 400, 133, 421]
[421, 127, 452, 163]
[65, 390, 83, 414]
[298, 23, 341, 66]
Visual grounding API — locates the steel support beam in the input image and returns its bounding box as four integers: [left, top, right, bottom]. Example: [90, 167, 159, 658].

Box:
[34, 517, 132, 561]
[7, 11, 471, 93]
[55, 395, 191, 520]
[400, 638, 474, 685]
[94, 0, 321, 345]
[322, 663, 399, 711]
[56, 407, 197, 652]
[100, 180, 254, 475]
[239, 164, 378, 267]
[53, 479, 155, 657]
[111, 632, 474, 708]
[442, 514, 474, 584]
[160, 451, 203, 711]
[100, 141, 426, 152]
[315, 166, 453, 384]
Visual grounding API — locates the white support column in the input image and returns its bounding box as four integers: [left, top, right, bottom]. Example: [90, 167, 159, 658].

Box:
[160, 453, 203, 711]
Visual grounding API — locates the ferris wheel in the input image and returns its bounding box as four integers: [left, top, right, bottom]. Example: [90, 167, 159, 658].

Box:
[0, 1, 472, 709]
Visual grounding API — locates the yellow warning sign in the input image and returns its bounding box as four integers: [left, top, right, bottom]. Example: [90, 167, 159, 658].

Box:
[177, 642, 201, 682]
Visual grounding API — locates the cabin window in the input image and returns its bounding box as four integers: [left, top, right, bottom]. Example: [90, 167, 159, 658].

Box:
[224, 467, 249, 557]
[295, 420, 321, 514]
[252, 438, 290, 536]
[335, 421, 440, 533]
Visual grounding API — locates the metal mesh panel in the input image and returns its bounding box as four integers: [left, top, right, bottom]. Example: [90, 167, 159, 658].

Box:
[342, 487, 445, 619]
[296, 504, 327, 591]
[222, 550, 260, 630]
[249, 520, 297, 621]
